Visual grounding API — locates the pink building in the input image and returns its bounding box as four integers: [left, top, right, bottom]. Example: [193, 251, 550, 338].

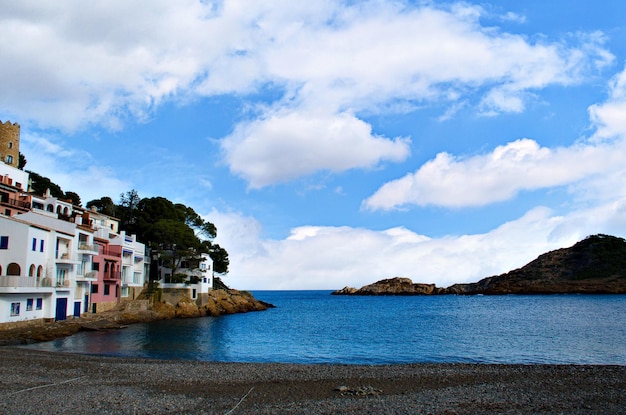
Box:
[90, 237, 122, 313]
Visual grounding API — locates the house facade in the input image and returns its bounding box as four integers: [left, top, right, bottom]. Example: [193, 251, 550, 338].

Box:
[156, 252, 214, 305]
[0, 166, 149, 326]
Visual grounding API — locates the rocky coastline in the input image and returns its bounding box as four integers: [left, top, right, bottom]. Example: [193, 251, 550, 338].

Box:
[333, 234, 626, 296]
[0, 287, 273, 345]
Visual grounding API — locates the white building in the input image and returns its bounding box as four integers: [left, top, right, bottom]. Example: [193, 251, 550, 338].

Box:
[158, 252, 214, 302]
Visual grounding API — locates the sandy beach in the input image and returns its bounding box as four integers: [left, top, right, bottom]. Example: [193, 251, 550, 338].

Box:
[0, 347, 623, 414]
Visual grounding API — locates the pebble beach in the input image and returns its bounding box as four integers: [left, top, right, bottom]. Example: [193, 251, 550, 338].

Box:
[0, 347, 624, 414]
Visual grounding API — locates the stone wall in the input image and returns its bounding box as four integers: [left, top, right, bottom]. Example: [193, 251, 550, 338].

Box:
[0, 317, 53, 331]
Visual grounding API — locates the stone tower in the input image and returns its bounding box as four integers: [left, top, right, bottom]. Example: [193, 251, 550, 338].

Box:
[0, 120, 20, 168]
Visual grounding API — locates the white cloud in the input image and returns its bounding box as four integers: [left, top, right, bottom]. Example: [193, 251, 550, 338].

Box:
[0, 1, 612, 187]
[222, 109, 410, 188]
[362, 138, 623, 210]
[211, 203, 626, 291]
[589, 64, 626, 140]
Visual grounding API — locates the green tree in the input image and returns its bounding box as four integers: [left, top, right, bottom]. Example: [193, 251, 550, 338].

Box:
[27, 171, 64, 198]
[116, 194, 229, 275]
[207, 243, 230, 274]
[86, 196, 117, 217]
[18, 153, 27, 170]
[118, 189, 141, 233]
[64, 191, 82, 207]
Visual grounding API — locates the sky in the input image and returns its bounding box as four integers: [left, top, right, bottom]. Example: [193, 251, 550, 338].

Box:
[2, 1, 626, 290]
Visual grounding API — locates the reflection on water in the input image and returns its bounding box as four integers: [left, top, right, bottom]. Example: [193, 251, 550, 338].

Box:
[23, 292, 626, 365]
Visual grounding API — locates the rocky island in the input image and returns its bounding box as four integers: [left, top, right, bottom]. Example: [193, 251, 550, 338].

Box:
[333, 234, 626, 295]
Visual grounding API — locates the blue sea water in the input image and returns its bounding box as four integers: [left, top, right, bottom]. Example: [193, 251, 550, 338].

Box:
[24, 291, 626, 365]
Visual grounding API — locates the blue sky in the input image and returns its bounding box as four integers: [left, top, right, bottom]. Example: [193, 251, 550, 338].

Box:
[3, 1, 626, 289]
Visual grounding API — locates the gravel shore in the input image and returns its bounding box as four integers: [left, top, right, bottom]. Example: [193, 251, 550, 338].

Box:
[0, 347, 624, 414]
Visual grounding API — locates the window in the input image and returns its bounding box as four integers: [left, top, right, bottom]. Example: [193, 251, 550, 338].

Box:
[26, 299, 33, 311]
[92, 262, 100, 271]
[91, 284, 99, 294]
[32, 238, 37, 251]
[36, 298, 43, 310]
[5, 155, 13, 164]
[104, 284, 110, 295]
[10, 302, 20, 316]
[40, 240, 44, 252]
[0, 236, 8, 249]
[7, 142, 12, 149]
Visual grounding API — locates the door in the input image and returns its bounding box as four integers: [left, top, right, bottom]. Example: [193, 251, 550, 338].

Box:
[55, 298, 68, 321]
[73, 301, 81, 317]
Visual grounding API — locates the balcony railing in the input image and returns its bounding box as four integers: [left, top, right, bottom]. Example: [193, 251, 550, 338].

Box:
[78, 243, 97, 253]
[99, 247, 121, 258]
[0, 198, 31, 209]
[56, 252, 79, 262]
[0, 276, 54, 288]
[103, 271, 121, 280]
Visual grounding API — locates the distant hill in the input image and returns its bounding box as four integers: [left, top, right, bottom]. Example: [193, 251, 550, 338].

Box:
[333, 234, 626, 295]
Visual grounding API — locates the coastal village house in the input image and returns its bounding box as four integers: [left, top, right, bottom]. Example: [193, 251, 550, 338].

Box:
[0, 120, 215, 328]
[154, 251, 214, 306]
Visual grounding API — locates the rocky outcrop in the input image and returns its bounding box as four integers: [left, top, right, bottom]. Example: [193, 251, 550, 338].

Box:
[333, 234, 626, 296]
[0, 287, 274, 345]
[204, 289, 274, 316]
[448, 234, 626, 295]
[332, 277, 445, 295]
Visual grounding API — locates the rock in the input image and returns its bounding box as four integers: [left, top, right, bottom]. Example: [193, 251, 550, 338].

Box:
[332, 277, 443, 295]
[333, 385, 383, 396]
[175, 297, 202, 318]
[332, 286, 358, 295]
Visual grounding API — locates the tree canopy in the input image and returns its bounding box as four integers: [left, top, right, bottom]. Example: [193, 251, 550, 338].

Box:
[88, 191, 229, 275]
[27, 170, 82, 205]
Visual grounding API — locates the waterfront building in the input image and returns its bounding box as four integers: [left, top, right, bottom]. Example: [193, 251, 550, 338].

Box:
[155, 252, 214, 306]
[0, 214, 54, 324]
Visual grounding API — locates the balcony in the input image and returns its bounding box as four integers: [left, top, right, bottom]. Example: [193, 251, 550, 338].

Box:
[103, 271, 121, 281]
[99, 247, 121, 259]
[55, 252, 80, 265]
[0, 198, 31, 209]
[76, 270, 97, 281]
[78, 244, 99, 255]
[55, 278, 72, 290]
[0, 276, 55, 293]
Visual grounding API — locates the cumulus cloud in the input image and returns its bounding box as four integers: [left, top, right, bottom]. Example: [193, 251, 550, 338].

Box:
[222, 110, 410, 188]
[363, 138, 625, 210]
[589, 64, 626, 140]
[211, 203, 626, 290]
[0, 1, 613, 187]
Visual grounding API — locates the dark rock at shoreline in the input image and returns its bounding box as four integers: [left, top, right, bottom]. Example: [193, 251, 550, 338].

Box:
[333, 234, 626, 296]
[332, 277, 445, 295]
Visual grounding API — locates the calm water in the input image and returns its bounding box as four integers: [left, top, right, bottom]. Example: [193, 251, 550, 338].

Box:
[24, 291, 626, 365]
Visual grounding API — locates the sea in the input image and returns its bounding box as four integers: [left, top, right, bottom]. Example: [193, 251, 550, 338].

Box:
[23, 291, 626, 365]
